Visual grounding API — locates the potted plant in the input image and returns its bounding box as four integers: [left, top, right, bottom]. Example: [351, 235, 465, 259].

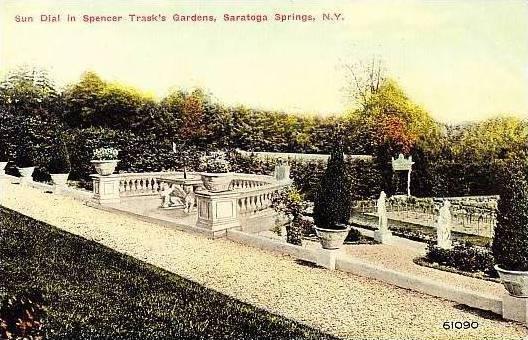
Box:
[271, 186, 307, 245]
[15, 141, 36, 184]
[199, 151, 232, 192]
[91, 147, 119, 176]
[48, 141, 71, 192]
[313, 139, 352, 249]
[492, 158, 528, 297]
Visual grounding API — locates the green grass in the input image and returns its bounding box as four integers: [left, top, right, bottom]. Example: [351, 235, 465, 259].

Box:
[0, 207, 337, 340]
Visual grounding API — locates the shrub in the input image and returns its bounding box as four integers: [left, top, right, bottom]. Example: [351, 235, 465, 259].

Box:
[14, 137, 36, 168]
[47, 141, 71, 174]
[272, 186, 307, 245]
[345, 227, 362, 242]
[425, 242, 497, 277]
[0, 289, 47, 340]
[199, 151, 231, 173]
[492, 157, 528, 271]
[313, 140, 352, 228]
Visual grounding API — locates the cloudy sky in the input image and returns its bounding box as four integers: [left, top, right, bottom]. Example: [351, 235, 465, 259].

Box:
[1, 0, 527, 123]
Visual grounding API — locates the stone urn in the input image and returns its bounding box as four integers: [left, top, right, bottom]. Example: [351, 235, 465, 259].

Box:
[51, 173, 69, 192]
[91, 160, 119, 176]
[315, 224, 351, 250]
[200, 172, 233, 193]
[495, 265, 528, 297]
[18, 166, 35, 183]
[0, 161, 7, 175]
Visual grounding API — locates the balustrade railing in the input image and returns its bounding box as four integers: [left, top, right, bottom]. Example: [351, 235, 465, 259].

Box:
[236, 183, 285, 216]
[118, 172, 178, 197]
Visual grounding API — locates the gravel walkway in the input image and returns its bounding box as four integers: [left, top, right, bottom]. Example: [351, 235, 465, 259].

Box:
[1, 182, 526, 340]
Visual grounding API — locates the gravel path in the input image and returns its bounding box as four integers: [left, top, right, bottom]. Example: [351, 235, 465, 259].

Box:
[1, 182, 526, 340]
[299, 238, 505, 298]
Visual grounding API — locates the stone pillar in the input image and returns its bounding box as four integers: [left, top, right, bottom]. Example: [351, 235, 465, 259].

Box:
[91, 174, 121, 204]
[503, 295, 528, 325]
[195, 190, 241, 232]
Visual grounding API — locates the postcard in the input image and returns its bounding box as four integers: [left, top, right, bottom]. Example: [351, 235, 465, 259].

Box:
[1, 1, 527, 339]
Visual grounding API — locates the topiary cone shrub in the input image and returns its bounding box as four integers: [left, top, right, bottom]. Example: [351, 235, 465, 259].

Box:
[313, 141, 352, 229]
[47, 141, 71, 174]
[492, 158, 528, 271]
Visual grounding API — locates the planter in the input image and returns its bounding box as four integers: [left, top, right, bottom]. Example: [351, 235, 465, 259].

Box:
[0, 161, 7, 175]
[495, 265, 528, 297]
[315, 224, 351, 250]
[200, 172, 233, 192]
[18, 166, 35, 183]
[51, 173, 69, 187]
[91, 160, 119, 176]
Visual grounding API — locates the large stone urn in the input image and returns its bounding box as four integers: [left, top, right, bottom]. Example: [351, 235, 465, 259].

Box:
[495, 265, 528, 297]
[91, 160, 119, 176]
[315, 224, 351, 250]
[18, 166, 35, 184]
[51, 173, 70, 193]
[200, 172, 233, 193]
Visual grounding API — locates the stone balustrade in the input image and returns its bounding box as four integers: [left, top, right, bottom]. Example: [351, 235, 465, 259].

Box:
[236, 182, 284, 216]
[119, 172, 173, 197]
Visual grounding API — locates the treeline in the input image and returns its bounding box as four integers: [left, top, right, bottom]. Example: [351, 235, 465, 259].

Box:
[1, 67, 526, 198]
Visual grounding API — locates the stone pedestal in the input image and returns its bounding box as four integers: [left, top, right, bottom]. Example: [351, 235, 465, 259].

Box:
[503, 295, 528, 325]
[195, 190, 241, 232]
[91, 174, 121, 204]
[316, 248, 343, 270]
[374, 230, 393, 244]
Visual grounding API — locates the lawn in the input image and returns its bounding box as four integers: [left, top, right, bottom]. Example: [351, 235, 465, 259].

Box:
[0, 207, 337, 340]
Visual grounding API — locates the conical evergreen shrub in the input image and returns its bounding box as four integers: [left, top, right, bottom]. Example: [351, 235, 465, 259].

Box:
[313, 141, 352, 229]
[492, 157, 528, 271]
[48, 140, 71, 174]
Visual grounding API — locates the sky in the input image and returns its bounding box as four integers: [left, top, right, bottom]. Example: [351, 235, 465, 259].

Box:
[1, 0, 527, 123]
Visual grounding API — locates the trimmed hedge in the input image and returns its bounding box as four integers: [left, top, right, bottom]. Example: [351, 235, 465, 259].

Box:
[424, 242, 497, 278]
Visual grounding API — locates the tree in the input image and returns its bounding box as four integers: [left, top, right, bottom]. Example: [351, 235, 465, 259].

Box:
[313, 132, 352, 228]
[492, 155, 528, 271]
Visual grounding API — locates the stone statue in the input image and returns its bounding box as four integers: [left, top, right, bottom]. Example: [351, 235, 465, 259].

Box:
[436, 200, 452, 249]
[377, 191, 388, 232]
[374, 191, 392, 244]
[274, 158, 290, 182]
[161, 184, 196, 213]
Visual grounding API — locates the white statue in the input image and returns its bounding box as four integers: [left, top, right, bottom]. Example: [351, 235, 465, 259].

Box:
[161, 184, 196, 213]
[436, 200, 452, 249]
[377, 191, 388, 232]
[374, 191, 392, 244]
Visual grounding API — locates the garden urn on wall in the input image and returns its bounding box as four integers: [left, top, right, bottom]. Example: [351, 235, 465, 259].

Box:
[91, 147, 119, 176]
[494, 266, 528, 297]
[18, 166, 35, 183]
[199, 151, 233, 192]
[314, 224, 351, 250]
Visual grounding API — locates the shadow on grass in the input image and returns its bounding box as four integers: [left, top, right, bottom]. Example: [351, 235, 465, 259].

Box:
[0, 206, 338, 340]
